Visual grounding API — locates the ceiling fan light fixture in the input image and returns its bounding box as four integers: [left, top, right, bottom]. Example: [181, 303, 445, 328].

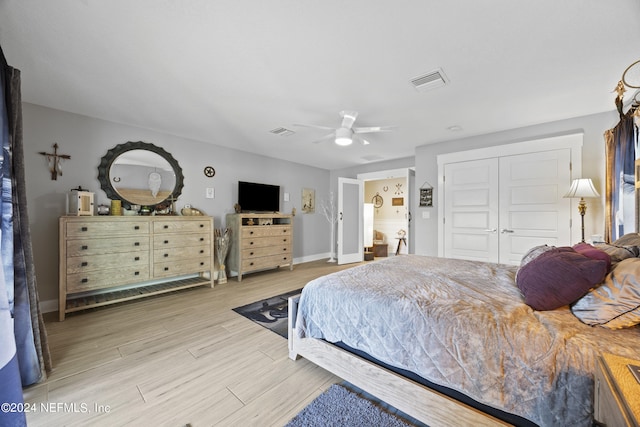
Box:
[335, 128, 353, 146]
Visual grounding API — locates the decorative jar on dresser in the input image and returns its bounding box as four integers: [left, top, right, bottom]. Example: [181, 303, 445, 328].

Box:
[226, 213, 293, 281]
[59, 216, 214, 320]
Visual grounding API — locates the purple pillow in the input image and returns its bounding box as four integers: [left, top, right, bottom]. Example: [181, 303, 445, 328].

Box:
[516, 247, 608, 311]
[572, 243, 612, 271]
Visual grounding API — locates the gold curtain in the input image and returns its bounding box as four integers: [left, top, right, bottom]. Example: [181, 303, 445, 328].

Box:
[604, 128, 615, 243]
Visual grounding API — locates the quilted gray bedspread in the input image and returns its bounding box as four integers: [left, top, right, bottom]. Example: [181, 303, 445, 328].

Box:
[295, 255, 640, 427]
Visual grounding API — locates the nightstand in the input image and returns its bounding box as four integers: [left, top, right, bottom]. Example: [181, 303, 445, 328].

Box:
[594, 353, 640, 427]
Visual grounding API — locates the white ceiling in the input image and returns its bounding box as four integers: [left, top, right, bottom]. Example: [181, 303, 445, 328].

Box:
[1, 1, 639, 170]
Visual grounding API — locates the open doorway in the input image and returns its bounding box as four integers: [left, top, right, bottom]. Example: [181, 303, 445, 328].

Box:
[358, 168, 414, 258]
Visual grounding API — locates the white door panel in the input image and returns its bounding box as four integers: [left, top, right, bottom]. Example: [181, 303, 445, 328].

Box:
[498, 149, 571, 264]
[338, 177, 364, 265]
[444, 158, 499, 263]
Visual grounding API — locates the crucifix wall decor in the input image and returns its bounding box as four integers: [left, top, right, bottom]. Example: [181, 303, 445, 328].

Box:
[38, 143, 71, 180]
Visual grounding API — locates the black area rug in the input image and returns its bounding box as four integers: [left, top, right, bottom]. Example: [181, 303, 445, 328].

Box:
[285, 383, 424, 427]
[232, 288, 302, 338]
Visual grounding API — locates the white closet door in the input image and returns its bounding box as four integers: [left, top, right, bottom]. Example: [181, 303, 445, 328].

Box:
[498, 149, 572, 264]
[443, 158, 499, 263]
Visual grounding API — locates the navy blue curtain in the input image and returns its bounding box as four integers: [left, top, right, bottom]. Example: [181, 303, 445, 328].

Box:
[605, 107, 638, 242]
[0, 45, 27, 427]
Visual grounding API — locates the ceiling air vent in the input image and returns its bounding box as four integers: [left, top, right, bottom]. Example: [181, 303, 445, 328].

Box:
[269, 127, 295, 136]
[410, 68, 448, 92]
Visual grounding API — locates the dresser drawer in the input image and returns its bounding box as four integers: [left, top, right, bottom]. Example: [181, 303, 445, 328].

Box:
[241, 226, 291, 239]
[67, 251, 149, 274]
[242, 245, 291, 259]
[154, 245, 211, 262]
[241, 235, 291, 250]
[153, 233, 210, 249]
[67, 266, 150, 293]
[154, 256, 211, 278]
[66, 220, 149, 237]
[241, 253, 292, 272]
[153, 219, 211, 234]
[66, 236, 150, 256]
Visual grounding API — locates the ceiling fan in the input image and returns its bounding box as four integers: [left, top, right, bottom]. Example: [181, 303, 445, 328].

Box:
[294, 110, 396, 146]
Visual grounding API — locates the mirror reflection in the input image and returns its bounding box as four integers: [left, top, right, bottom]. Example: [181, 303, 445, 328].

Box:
[110, 150, 176, 206]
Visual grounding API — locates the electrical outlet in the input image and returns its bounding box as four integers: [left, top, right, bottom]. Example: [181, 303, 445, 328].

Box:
[206, 188, 215, 199]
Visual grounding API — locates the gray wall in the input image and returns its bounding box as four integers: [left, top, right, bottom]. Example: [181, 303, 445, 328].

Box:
[23, 103, 331, 306]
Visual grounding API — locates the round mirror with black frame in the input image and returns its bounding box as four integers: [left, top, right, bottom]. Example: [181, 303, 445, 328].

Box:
[98, 141, 184, 211]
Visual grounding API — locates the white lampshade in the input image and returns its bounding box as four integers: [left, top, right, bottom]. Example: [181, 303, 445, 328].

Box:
[563, 178, 600, 199]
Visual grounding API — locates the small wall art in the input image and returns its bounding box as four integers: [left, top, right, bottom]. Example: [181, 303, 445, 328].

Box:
[302, 188, 315, 213]
[419, 181, 433, 207]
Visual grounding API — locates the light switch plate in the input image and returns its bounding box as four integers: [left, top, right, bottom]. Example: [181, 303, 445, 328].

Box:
[284, 192, 290, 202]
[206, 188, 215, 199]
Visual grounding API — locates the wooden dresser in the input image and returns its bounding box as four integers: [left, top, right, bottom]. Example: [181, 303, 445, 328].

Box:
[226, 213, 293, 281]
[594, 353, 640, 427]
[59, 216, 214, 321]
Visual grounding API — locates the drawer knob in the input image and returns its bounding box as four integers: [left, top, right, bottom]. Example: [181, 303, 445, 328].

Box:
[164, 267, 169, 271]
[250, 252, 254, 256]
[134, 271, 140, 276]
[81, 245, 88, 250]
[283, 248, 287, 251]
[200, 262, 204, 266]
[199, 237, 204, 241]
[164, 253, 169, 257]
[283, 257, 288, 261]
[81, 278, 88, 283]
[164, 225, 169, 229]
[249, 231, 254, 235]
[250, 241, 254, 245]
[81, 226, 88, 232]
[200, 224, 204, 228]
[164, 240, 169, 244]
[199, 249, 204, 254]
[134, 256, 140, 261]
[134, 225, 140, 230]
[283, 238, 287, 242]
[81, 261, 88, 267]
[134, 242, 140, 246]
[250, 262, 254, 266]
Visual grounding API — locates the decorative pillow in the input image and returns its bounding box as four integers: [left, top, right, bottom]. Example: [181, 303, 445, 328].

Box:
[593, 243, 639, 264]
[572, 243, 612, 272]
[571, 257, 640, 329]
[516, 247, 608, 311]
[612, 233, 640, 247]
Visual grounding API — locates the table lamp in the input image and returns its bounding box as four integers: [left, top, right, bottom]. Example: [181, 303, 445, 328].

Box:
[563, 178, 600, 242]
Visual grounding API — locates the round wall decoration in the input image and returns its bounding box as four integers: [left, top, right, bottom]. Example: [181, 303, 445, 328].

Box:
[203, 166, 216, 177]
[372, 192, 383, 208]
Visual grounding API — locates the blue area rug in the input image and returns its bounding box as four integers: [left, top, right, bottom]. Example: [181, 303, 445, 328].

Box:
[232, 288, 302, 338]
[285, 383, 425, 427]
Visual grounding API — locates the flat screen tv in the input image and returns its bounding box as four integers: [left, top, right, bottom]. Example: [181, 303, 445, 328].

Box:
[238, 181, 280, 212]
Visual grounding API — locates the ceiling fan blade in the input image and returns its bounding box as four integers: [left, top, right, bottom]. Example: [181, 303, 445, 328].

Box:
[293, 123, 335, 131]
[353, 125, 397, 134]
[339, 110, 358, 129]
[311, 132, 335, 144]
[357, 135, 371, 145]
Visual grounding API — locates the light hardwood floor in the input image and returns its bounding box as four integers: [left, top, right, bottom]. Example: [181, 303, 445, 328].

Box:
[24, 259, 359, 426]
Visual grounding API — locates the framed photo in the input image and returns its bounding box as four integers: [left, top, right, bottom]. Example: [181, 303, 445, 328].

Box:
[419, 187, 433, 207]
[392, 197, 404, 206]
[302, 188, 315, 213]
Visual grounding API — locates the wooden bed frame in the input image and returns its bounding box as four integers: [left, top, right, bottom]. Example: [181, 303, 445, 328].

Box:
[287, 294, 512, 427]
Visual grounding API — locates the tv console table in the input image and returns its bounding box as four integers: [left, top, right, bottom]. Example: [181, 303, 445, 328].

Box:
[226, 213, 293, 281]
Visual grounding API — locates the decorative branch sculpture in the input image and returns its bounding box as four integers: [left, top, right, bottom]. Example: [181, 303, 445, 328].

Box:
[320, 191, 338, 262]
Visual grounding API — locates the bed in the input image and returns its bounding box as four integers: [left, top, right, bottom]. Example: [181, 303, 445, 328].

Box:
[288, 247, 640, 427]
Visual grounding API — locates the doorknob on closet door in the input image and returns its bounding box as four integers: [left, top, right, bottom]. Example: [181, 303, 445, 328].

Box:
[484, 228, 497, 233]
[501, 229, 515, 233]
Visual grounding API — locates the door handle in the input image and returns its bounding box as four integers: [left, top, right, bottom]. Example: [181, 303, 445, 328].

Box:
[484, 229, 497, 233]
[339, 212, 343, 220]
[501, 229, 515, 234]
